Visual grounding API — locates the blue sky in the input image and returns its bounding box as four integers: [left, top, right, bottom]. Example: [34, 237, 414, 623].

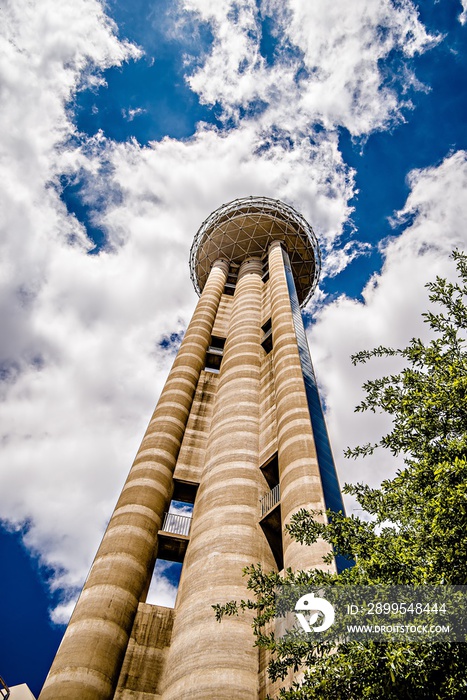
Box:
[1, 0, 466, 695]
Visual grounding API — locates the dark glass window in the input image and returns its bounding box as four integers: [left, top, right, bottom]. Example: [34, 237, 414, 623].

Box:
[223, 282, 236, 296]
[260, 452, 279, 488]
[205, 335, 226, 372]
[223, 270, 238, 296]
[261, 317, 273, 354]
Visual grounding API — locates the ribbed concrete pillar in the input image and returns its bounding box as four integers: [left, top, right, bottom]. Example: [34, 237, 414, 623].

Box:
[39, 260, 229, 700]
[268, 242, 332, 572]
[162, 257, 275, 700]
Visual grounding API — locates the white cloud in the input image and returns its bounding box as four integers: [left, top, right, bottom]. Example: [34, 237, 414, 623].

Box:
[51, 598, 78, 626]
[184, 0, 271, 116]
[169, 502, 193, 516]
[309, 151, 467, 509]
[460, 1, 467, 25]
[321, 240, 372, 279]
[99, 123, 354, 245]
[122, 107, 147, 121]
[282, 0, 437, 134]
[146, 561, 181, 608]
[182, 0, 437, 135]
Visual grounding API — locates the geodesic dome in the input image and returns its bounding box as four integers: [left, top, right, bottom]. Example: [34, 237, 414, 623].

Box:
[189, 196, 321, 308]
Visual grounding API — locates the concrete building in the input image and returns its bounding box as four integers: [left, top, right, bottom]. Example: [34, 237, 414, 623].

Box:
[39, 197, 345, 700]
[0, 679, 36, 700]
[8, 685, 37, 700]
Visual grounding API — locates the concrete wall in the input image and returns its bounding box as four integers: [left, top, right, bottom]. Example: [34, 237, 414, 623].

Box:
[8, 685, 36, 700]
[114, 605, 173, 700]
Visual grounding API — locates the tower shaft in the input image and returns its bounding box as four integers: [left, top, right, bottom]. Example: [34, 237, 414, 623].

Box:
[40, 260, 228, 700]
[162, 257, 276, 700]
[268, 242, 331, 571]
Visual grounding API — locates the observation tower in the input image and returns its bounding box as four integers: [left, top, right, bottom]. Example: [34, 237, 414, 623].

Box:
[40, 197, 344, 700]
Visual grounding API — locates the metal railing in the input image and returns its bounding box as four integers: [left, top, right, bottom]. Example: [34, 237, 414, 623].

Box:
[260, 483, 280, 517]
[161, 512, 192, 537]
[207, 345, 224, 355]
[0, 676, 10, 700]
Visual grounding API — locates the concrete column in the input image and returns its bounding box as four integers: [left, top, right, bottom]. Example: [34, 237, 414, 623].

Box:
[268, 242, 333, 572]
[162, 257, 275, 700]
[40, 260, 229, 700]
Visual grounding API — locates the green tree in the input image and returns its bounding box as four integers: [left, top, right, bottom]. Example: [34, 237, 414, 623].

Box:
[215, 251, 467, 699]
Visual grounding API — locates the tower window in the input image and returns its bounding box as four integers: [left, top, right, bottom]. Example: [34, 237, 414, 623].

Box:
[210, 335, 226, 350]
[260, 452, 279, 489]
[147, 482, 198, 607]
[205, 335, 226, 372]
[261, 318, 273, 354]
[223, 271, 238, 296]
[223, 282, 236, 296]
[259, 453, 283, 570]
[262, 257, 269, 283]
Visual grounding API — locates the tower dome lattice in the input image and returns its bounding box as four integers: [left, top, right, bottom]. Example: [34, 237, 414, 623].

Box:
[190, 196, 321, 307]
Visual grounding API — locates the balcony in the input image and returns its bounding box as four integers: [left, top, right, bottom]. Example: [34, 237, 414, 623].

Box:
[260, 483, 280, 517]
[158, 512, 192, 563]
[0, 676, 9, 700]
[161, 512, 192, 537]
[259, 484, 283, 570]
